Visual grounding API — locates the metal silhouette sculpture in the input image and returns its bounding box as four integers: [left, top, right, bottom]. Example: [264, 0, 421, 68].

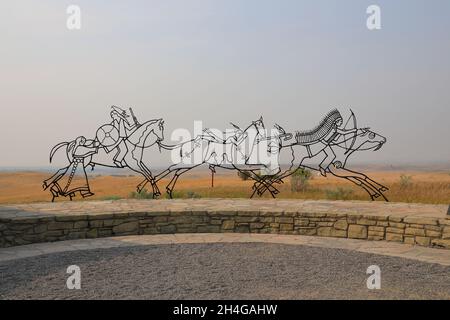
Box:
[44, 106, 164, 201]
[251, 109, 389, 200]
[140, 117, 283, 198]
[44, 107, 388, 201]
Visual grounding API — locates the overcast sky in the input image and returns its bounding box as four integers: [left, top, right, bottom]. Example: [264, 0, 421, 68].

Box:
[0, 0, 449, 167]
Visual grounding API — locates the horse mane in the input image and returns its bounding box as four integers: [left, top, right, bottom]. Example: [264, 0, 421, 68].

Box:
[127, 119, 161, 148]
[295, 109, 342, 144]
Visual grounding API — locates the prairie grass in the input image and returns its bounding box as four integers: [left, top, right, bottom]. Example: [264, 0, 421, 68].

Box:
[101, 195, 122, 201]
[1, 170, 449, 205]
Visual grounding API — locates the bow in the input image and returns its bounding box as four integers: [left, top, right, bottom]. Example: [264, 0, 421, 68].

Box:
[344, 109, 357, 155]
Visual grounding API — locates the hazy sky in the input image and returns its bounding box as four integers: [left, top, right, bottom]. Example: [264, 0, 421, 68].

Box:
[1, 0, 449, 167]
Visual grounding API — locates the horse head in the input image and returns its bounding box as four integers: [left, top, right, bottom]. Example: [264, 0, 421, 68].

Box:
[155, 119, 165, 142]
[352, 128, 386, 152]
[250, 116, 265, 138]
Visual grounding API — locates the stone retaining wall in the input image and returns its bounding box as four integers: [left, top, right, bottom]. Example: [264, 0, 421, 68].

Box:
[1, 199, 449, 249]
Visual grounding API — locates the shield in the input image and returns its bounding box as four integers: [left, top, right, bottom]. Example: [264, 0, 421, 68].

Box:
[96, 124, 119, 147]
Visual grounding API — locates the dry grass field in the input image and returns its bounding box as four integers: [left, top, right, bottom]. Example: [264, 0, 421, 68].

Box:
[0, 169, 449, 205]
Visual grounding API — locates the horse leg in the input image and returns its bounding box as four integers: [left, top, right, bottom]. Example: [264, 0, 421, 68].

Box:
[165, 170, 179, 198]
[136, 179, 148, 193]
[254, 167, 297, 196]
[250, 180, 278, 198]
[259, 179, 280, 197]
[329, 166, 388, 200]
[350, 178, 378, 201]
[253, 149, 306, 196]
[128, 163, 156, 197]
[135, 168, 174, 194]
[355, 178, 389, 202]
[49, 185, 59, 202]
[140, 162, 161, 197]
[137, 171, 156, 197]
[350, 169, 389, 193]
[250, 174, 279, 197]
[336, 167, 389, 193]
[345, 176, 381, 200]
[166, 164, 202, 198]
[329, 168, 386, 201]
[253, 177, 273, 196]
[255, 176, 281, 196]
[165, 169, 188, 199]
[133, 151, 160, 197]
[154, 168, 171, 182]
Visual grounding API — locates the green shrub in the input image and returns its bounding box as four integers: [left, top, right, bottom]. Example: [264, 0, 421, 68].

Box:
[237, 171, 251, 181]
[164, 190, 183, 199]
[325, 187, 354, 200]
[129, 189, 154, 199]
[399, 174, 412, 189]
[186, 191, 201, 199]
[102, 195, 122, 201]
[290, 168, 312, 192]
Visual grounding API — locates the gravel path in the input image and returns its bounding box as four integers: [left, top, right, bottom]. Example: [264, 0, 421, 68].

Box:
[1, 243, 449, 300]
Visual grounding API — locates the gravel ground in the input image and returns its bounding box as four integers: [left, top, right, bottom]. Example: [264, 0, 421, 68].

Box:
[1, 243, 449, 300]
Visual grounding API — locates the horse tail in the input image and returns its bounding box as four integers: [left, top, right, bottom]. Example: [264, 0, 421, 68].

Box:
[49, 141, 70, 163]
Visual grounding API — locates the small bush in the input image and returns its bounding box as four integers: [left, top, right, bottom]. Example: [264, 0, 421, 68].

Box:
[399, 174, 412, 189]
[290, 168, 312, 192]
[325, 187, 354, 200]
[237, 171, 251, 181]
[186, 191, 201, 199]
[129, 189, 154, 199]
[102, 195, 121, 201]
[164, 190, 183, 199]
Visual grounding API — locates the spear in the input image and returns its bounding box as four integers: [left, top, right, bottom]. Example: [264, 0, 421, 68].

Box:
[129, 108, 139, 126]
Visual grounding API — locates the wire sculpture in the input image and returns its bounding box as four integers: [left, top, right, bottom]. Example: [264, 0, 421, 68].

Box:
[250, 109, 389, 201]
[44, 106, 389, 202]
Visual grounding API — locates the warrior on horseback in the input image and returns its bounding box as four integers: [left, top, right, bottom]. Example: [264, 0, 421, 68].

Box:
[106, 106, 140, 167]
[295, 109, 363, 177]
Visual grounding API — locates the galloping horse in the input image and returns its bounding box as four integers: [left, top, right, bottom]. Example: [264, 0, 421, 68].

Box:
[252, 115, 389, 200]
[135, 118, 285, 198]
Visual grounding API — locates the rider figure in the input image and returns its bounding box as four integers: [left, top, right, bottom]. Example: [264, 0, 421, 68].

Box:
[108, 105, 139, 167]
[319, 112, 358, 177]
[225, 123, 247, 145]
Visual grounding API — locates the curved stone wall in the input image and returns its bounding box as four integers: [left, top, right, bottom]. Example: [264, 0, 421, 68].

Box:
[0, 199, 449, 249]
